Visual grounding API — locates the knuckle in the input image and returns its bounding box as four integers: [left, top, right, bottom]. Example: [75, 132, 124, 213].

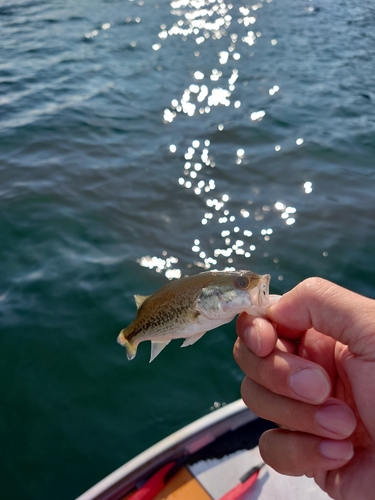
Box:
[302, 276, 329, 293]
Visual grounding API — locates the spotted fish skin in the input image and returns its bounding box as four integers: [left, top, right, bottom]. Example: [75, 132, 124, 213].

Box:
[117, 270, 270, 362]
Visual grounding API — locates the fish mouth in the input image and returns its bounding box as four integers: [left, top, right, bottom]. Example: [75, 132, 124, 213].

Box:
[250, 274, 271, 311]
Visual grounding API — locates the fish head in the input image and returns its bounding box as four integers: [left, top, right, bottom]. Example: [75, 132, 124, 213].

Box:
[196, 270, 271, 319]
[229, 270, 270, 315]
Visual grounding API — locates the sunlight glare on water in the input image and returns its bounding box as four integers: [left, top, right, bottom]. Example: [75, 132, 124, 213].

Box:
[162, 0, 269, 123]
[141, 0, 306, 279]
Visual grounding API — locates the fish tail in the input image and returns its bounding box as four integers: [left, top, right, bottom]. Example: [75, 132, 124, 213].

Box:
[117, 330, 138, 360]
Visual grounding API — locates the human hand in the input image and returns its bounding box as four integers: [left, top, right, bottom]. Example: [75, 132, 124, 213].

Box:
[234, 277, 375, 500]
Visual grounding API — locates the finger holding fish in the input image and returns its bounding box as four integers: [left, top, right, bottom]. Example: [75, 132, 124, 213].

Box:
[236, 313, 278, 358]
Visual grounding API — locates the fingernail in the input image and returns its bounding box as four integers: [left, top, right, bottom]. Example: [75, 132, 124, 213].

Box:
[244, 326, 261, 355]
[316, 404, 356, 437]
[320, 440, 354, 461]
[289, 368, 330, 403]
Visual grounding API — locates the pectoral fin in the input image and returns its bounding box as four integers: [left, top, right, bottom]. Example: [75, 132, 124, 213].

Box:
[150, 340, 171, 363]
[196, 286, 223, 319]
[180, 331, 207, 348]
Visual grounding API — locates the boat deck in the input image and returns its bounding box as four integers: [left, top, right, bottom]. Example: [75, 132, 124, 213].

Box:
[77, 400, 330, 500]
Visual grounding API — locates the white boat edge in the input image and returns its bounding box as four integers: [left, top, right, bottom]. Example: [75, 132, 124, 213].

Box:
[75, 399, 258, 500]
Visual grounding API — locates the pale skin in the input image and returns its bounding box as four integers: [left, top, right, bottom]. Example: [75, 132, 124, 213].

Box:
[233, 277, 375, 500]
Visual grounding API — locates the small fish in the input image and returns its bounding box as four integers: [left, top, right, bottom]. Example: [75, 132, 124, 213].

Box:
[117, 269, 271, 363]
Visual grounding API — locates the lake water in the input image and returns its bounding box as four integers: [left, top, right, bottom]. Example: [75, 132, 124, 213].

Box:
[1, 0, 375, 498]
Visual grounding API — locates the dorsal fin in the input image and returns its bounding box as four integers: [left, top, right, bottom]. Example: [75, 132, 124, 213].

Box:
[134, 294, 149, 309]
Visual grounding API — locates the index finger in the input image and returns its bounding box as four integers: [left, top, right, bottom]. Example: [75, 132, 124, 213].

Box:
[267, 277, 375, 359]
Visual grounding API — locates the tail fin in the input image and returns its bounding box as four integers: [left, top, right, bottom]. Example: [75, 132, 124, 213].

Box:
[117, 330, 137, 360]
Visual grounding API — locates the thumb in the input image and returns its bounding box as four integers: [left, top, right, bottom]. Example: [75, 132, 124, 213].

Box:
[267, 277, 375, 359]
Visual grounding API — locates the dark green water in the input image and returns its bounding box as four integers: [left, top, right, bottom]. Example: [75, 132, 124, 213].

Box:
[1, 0, 375, 498]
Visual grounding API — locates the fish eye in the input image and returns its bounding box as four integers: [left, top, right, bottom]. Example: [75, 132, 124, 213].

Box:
[234, 276, 249, 289]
